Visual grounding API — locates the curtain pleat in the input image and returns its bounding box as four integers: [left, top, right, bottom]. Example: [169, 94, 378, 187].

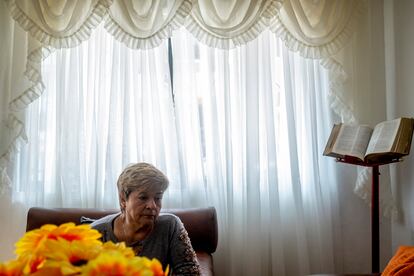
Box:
[185, 0, 281, 49]
[105, 0, 192, 49]
[6, 0, 112, 48]
[270, 0, 365, 59]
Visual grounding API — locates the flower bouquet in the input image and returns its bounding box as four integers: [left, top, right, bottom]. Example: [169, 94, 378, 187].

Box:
[0, 223, 168, 276]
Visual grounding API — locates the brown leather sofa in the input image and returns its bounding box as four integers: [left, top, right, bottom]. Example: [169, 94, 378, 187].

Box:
[26, 207, 218, 276]
[308, 273, 381, 276]
[309, 274, 381, 276]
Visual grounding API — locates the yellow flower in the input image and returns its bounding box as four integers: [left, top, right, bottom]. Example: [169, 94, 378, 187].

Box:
[81, 251, 142, 276]
[41, 239, 102, 275]
[21, 255, 46, 275]
[101, 242, 135, 259]
[2, 223, 168, 276]
[15, 223, 102, 257]
[0, 259, 24, 276]
[141, 258, 169, 276]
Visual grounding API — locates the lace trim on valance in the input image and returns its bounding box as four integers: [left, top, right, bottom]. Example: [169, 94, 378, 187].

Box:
[320, 57, 397, 219]
[9, 46, 54, 111]
[354, 167, 398, 219]
[0, 114, 27, 194]
[0, 114, 26, 177]
[184, 0, 281, 49]
[320, 58, 356, 124]
[6, 0, 112, 49]
[104, 0, 192, 49]
[0, 166, 13, 194]
[270, 1, 366, 59]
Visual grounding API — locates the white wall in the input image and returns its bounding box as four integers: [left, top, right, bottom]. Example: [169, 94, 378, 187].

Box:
[387, 0, 414, 253]
[341, 0, 414, 271]
[337, 1, 392, 272]
[325, 0, 414, 272]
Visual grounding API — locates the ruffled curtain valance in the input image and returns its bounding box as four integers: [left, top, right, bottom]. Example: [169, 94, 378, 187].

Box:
[271, 0, 365, 59]
[186, 0, 281, 49]
[5, 0, 363, 54]
[106, 0, 192, 49]
[7, 0, 112, 48]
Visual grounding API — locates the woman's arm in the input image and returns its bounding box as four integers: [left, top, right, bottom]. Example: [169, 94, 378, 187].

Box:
[169, 217, 201, 275]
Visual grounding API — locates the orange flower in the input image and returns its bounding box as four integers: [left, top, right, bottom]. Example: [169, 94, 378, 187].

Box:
[0, 259, 24, 276]
[29, 266, 62, 276]
[143, 258, 169, 276]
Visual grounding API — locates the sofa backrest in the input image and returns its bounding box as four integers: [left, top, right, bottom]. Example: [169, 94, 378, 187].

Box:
[26, 207, 218, 254]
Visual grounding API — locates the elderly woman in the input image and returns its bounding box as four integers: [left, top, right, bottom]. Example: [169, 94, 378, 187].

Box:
[91, 162, 201, 275]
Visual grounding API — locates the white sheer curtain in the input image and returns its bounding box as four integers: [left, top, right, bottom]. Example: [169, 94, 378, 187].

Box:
[6, 24, 344, 275]
[12, 24, 185, 208]
[171, 28, 341, 275]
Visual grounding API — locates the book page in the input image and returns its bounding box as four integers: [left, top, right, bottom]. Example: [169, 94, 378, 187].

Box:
[366, 118, 401, 155]
[393, 117, 414, 154]
[332, 125, 373, 160]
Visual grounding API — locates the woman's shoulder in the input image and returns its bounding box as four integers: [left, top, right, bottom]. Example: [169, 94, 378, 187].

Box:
[147, 213, 185, 242]
[155, 213, 183, 232]
[90, 213, 120, 229]
[157, 213, 181, 224]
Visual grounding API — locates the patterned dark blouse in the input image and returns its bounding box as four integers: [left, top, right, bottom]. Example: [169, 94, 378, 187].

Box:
[91, 213, 201, 275]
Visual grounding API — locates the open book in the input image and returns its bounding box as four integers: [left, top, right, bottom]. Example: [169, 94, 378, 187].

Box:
[323, 117, 414, 163]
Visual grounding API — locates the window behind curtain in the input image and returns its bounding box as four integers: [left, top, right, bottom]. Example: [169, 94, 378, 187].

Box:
[13, 25, 341, 276]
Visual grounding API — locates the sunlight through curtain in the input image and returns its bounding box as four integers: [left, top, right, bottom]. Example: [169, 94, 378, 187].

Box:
[172, 28, 341, 275]
[4, 25, 344, 275]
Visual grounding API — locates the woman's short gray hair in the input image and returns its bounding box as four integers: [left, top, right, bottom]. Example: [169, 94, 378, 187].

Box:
[117, 162, 169, 202]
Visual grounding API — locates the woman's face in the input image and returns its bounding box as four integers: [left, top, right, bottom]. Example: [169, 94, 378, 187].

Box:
[122, 185, 164, 232]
